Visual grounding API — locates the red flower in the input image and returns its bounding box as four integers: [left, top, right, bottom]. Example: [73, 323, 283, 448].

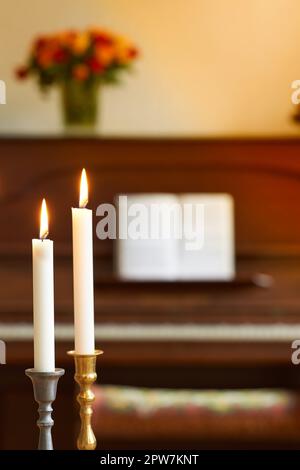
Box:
[86, 57, 104, 74]
[34, 37, 47, 50]
[15, 66, 29, 79]
[93, 33, 113, 47]
[53, 49, 69, 64]
[127, 47, 139, 59]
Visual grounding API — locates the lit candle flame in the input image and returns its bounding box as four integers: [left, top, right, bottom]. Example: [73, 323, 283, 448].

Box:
[79, 168, 88, 208]
[40, 198, 49, 240]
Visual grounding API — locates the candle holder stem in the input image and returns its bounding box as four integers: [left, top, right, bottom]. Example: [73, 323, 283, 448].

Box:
[25, 368, 65, 450]
[68, 350, 102, 450]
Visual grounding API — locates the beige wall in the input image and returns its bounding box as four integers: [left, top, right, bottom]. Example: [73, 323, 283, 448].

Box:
[0, 0, 300, 136]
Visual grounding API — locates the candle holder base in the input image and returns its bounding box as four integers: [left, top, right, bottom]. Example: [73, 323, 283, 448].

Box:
[25, 368, 65, 450]
[68, 350, 103, 450]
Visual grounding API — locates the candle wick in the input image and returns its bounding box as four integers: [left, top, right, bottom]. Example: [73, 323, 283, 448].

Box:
[79, 199, 88, 209]
[40, 230, 49, 241]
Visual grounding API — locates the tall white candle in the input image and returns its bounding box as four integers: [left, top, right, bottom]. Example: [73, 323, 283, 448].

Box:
[32, 199, 55, 372]
[72, 169, 95, 354]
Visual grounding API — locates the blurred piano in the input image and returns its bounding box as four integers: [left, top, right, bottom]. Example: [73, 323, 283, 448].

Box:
[1, 137, 300, 449]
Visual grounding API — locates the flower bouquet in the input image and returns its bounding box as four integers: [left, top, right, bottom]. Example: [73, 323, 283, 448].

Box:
[16, 28, 139, 129]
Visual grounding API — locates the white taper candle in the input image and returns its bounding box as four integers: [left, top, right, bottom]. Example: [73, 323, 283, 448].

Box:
[32, 199, 55, 372]
[72, 169, 95, 354]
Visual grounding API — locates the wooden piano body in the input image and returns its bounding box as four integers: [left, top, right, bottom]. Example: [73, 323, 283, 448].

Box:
[0, 137, 300, 449]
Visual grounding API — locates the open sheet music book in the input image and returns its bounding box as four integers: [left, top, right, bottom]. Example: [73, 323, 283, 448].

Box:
[115, 193, 235, 281]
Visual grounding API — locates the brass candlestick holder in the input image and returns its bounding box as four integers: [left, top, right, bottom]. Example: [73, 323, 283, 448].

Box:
[25, 368, 65, 450]
[68, 350, 103, 450]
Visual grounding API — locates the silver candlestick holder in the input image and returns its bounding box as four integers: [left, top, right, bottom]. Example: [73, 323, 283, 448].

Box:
[26, 368, 65, 450]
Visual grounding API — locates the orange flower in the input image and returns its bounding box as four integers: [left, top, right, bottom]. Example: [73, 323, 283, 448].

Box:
[16, 27, 138, 88]
[56, 31, 77, 49]
[34, 36, 61, 68]
[95, 44, 116, 67]
[114, 37, 137, 65]
[36, 49, 54, 68]
[72, 32, 90, 55]
[72, 64, 90, 81]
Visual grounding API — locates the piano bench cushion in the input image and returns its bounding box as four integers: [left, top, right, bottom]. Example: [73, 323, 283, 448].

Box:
[93, 385, 300, 445]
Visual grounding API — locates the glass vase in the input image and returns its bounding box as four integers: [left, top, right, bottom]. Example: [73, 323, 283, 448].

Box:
[61, 81, 99, 133]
